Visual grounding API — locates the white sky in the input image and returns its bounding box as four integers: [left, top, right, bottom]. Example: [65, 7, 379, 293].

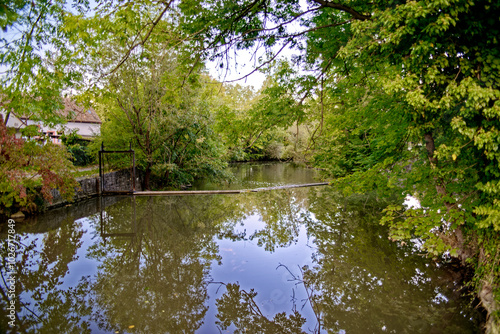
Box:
[206, 48, 269, 90]
[206, 0, 309, 90]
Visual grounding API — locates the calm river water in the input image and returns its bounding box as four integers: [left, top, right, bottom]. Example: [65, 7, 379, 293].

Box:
[1, 162, 484, 333]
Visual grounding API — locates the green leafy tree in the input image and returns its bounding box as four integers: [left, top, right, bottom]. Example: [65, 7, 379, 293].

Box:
[214, 64, 308, 161]
[0, 1, 93, 213]
[176, 0, 500, 329]
[61, 131, 93, 166]
[0, 0, 86, 126]
[95, 48, 228, 189]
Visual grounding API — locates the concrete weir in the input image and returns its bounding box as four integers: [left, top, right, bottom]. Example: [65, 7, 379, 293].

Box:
[130, 182, 330, 196]
[46, 166, 327, 210]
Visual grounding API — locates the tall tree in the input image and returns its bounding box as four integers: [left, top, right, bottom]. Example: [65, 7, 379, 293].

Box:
[176, 0, 500, 329]
[96, 46, 227, 189]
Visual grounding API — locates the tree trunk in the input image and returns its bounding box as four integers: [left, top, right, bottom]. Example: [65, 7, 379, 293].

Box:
[424, 132, 453, 210]
[144, 165, 152, 190]
[424, 132, 471, 263]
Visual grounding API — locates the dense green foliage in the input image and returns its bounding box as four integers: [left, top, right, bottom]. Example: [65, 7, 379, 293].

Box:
[93, 65, 229, 189]
[0, 0, 90, 213]
[0, 0, 85, 126]
[1, 0, 499, 330]
[176, 0, 500, 329]
[61, 131, 94, 166]
[214, 73, 312, 162]
[90, 42, 229, 188]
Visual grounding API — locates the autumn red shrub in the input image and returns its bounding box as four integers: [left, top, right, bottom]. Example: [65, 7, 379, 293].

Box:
[0, 118, 78, 215]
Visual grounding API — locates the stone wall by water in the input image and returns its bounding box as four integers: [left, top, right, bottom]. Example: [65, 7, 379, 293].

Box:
[21, 196, 128, 233]
[47, 169, 142, 209]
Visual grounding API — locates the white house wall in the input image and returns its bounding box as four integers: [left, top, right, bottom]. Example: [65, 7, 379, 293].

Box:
[64, 122, 101, 137]
[3, 112, 23, 129]
[2, 111, 100, 140]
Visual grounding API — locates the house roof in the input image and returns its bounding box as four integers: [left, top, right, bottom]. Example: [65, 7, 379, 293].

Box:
[3, 98, 102, 126]
[61, 98, 101, 124]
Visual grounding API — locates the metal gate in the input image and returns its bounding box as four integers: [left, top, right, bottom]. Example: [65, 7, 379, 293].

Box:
[98, 142, 136, 194]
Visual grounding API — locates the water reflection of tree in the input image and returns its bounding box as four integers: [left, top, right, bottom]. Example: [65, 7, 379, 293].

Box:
[229, 163, 317, 189]
[87, 195, 246, 333]
[301, 188, 482, 334]
[0, 217, 92, 333]
[215, 282, 307, 334]
[0, 193, 248, 333]
[237, 189, 311, 252]
[213, 188, 481, 333]
[0, 187, 483, 333]
[88, 190, 315, 333]
[211, 189, 315, 333]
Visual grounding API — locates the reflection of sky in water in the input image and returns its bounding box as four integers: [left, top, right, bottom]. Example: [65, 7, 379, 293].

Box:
[0, 163, 483, 333]
[62, 217, 101, 289]
[200, 213, 317, 333]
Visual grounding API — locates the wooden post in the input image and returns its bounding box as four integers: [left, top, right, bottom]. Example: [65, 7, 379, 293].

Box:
[131, 141, 136, 192]
[99, 142, 103, 194]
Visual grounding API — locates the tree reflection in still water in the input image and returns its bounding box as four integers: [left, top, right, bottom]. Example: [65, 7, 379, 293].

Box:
[0, 185, 483, 333]
[215, 282, 307, 334]
[0, 217, 92, 333]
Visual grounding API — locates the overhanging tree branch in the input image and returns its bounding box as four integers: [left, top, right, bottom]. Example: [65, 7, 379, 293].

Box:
[311, 0, 371, 20]
[106, 0, 174, 77]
